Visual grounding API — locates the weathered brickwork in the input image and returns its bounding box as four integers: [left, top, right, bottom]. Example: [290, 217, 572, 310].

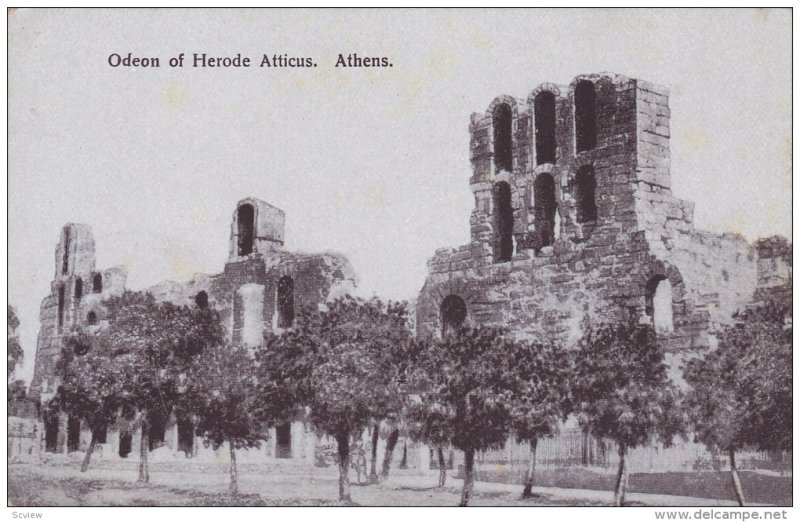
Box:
[417, 73, 789, 361]
[30, 198, 356, 460]
[30, 224, 128, 403]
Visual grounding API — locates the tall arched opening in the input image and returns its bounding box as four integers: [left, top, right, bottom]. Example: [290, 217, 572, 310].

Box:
[493, 182, 514, 262]
[492, 103, 513, 172]
[646, 276, 674, 333]
[534, 173, 557, 247]
[277, 276, 295, 328]
[440, 295, 467, 338]
[237, 204, 255, 256]
[575, 80, 597, 153]
[534, 91, 556, 165]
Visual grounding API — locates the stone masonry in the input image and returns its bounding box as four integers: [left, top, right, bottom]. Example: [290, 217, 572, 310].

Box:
[414, 71, 791, 474]
[417, 72, 790, 370]
[29, 197, 356, 462]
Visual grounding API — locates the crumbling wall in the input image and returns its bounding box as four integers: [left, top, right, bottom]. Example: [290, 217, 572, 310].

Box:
[30, 224, 127, 401]
[418, 73, 786, 358]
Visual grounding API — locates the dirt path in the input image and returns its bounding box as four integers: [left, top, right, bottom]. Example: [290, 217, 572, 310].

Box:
[8, 463, 761, 507]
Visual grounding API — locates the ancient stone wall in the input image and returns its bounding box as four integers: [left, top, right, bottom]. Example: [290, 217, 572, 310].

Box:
[30, 224, 127, 401]
[30, 197, 356, 461]
[417, 73, 789, 358]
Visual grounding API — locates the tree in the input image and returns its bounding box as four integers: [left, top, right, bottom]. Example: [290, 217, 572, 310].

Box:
[258, 296, 411, 502]
[378, 417, 401, 482]
[408, 327, 517, 506]
[506, 339, 572, 498]
[56, 330, 123, 472]
[406, 390, 454, 487]
[186, 343, 267, 494]
[572, 322, 684, 506]
[86, 291, 223, 482]
[378, 331, 423, 483]
[8, 306, 24, 380]
[684, 293, 791, 506]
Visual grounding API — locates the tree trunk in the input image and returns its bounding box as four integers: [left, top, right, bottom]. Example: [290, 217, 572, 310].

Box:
[459, 448, 475, 506]
[369, 422, 379, 483]
[336, 431, 352, 503]
[399, 441, 408, 469]
[613, 443, 628, 506]
[229, 439, 238, 495]
[137, 416, 150, 483]
[729, 448, 746, 506]
[521, 438, 538, 498]
[437, 445, 447, 487]
[80, 427, 100, 472]
[379, 428, 399, 481]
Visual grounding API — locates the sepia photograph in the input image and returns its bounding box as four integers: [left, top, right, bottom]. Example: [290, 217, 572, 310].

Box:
[6, 7, 793, 513]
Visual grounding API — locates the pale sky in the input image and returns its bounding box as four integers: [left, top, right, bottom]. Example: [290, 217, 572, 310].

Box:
[8, 8, 792, 383]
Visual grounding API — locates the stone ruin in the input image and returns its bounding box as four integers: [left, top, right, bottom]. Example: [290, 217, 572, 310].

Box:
[20, 72, 792, 473]
[27, 197, 356, 463]
[416, 72, 791, 368]
[412, 71, 791, 474]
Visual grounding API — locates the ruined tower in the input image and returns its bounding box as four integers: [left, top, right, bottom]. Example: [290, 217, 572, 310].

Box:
[417, 73, 786, 358]
[30, 198, 357, 461]
[30, 224, 127, 403]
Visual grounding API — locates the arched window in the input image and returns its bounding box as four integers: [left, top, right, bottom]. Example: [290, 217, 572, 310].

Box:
[195, 291, 209, 309]
[237, 204, 255, 256]
[575, 166, 598, 223]
[276, 423, 292, 458]
[440, 295, 467, 338]
[646, 276, 674, 333]
[492, 103, 513, 172]
[277, 276, 295, 328]
[57, 285, 66, 328]
[118, 432, 132, 458]
[74, 278, 83, 300]
[62, 227, 71, 275]
[44, 407, 59, 453]
[575, 80, 597, 153]
[534, 91, 557, 165]
[534, 173, 557, 247]
[96, 425, 107, 444]
[87, 311, 98, 326]
[177, 417, 194, 456]
[148, 412, 167, 451]
[493, 182, 514, 262]
[67, 416, 81, 452]
[93, 273, 103, 293]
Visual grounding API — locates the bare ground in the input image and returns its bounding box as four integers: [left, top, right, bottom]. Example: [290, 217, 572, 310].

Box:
[7, 461, 760, 507]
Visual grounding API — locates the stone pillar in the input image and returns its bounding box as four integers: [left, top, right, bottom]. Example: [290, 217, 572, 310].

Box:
[108, 429, 120, 460]
[419, 443, 431, 471]
[167, 421, 179, 453]
[57, 413, 68, 454]
[131, 426, 142, 461]
[265, 427, 276, 459]
[237, 284, 265, 351]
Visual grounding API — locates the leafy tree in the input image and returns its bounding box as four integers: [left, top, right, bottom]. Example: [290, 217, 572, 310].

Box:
[572, 322, 684, 506]
[258, 296, 411, 502]
[378, 417, 401, 482]
[377, 332, 423, 482]
[506, 339, 572, 498]
[186, 343, 267, 494]
[56, 330, 123, 472]
[8, 306, 23, 380]
[684, 293, 791, 506]
[408, 327, 517, 506]
[87, 291, 223, 482]
[406, 391, 454, 487]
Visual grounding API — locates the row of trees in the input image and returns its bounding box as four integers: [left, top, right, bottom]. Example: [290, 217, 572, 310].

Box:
[52, 291, 791, 506]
